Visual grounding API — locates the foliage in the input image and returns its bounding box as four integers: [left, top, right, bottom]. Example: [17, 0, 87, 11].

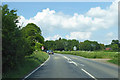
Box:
[105, 40, 120, 52]
[110, 40, 120, 51]
[79, 40, 101, 51]
[44, 40, 55, 50]
[45, 39, 101, 51]
[35, 42, 43, 51]
[2, 4, 31, 72]
[55, 51, 119, 65]
[54, 51, 117, 59]
[2, 5, 45, 74]
[108, 53, 119, 66]
[44, 39, 79, 51]
[2, 51, 49, 78]
[21, 23, 44, 51]
[45, 38, 120, 52]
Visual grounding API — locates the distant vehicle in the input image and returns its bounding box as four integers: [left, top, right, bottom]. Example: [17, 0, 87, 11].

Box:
[47, 50, 54, 55]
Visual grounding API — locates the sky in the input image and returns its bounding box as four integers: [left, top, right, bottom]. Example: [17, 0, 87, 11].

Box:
[3, 0, 118, 45]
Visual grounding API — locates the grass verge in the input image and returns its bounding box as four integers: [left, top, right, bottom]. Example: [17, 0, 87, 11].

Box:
[2, 51, 49, 79]
[54, 51, 119, 65]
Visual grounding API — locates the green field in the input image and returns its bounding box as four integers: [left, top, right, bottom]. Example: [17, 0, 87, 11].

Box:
[2, 51, 49, 79]
[54, 51, 119, 65]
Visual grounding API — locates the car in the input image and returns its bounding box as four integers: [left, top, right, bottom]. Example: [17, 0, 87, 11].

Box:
[47, 50, 54, 55]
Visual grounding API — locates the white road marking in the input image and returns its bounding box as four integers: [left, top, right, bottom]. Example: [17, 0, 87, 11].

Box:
[63, 56, 71, 61]
[81, 68, 97, 80]
[23, 55, 50, 80]
[68, 61, 78, 66]
[80, 64, 84, 66]
[58, 54, 85, 67]
[64, 56, 85, 67]
[62, 56, 78, 66]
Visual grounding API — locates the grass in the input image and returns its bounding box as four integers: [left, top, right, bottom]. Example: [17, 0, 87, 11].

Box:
[54, 51, 119, 65]
[2, 51, 49, 79]
[108, 54, 119, 66]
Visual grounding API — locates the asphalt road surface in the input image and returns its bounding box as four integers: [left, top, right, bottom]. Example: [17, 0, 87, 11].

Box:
[25, 53, 119, 80]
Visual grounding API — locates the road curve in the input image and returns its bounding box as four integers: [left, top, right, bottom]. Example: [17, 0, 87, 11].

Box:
[25, 53, 119, 80]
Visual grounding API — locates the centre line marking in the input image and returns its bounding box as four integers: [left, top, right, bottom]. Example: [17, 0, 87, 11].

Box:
[63, 56, 78, 66]
[80, 64, 84, 66]
[68, 61, 78, 66]
[81, 68, 97, 80]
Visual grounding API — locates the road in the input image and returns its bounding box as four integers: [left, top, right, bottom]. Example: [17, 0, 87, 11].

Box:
[25, 53, 119, 80]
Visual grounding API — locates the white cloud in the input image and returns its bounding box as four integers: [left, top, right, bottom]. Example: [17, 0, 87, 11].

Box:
[17, 0, 118, 42]
[105, 32, 118, 44]
[106, 32, 114, 37]
[86, 7, 107, 18]
[106, 32, 118, 39]
[45, 32, 91, 41]
[45, 35, 61, 41]
[18, 0, 118, 31]
[66, 32, 92, 40]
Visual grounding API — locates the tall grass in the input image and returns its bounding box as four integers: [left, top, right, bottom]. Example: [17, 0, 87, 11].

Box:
[2, 51, 49, 79]
[54, 51, 117, 58]
[54, 51, 119, 65]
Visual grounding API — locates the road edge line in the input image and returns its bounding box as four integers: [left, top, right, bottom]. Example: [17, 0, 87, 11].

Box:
[22, 55, 50, 80]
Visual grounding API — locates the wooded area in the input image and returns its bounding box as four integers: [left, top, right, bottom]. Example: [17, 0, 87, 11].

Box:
[45, 38, 120, 52]
[2, 5, 44, 74]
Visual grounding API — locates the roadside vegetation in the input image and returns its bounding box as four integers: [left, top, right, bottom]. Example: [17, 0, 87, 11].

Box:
[45, 38, 119, 52]
[108, 54, 119, 66]
[2, 5, 48, 79]
[3, 51, 48, 79]
[45, 37, 119, 65]
[54, 51, 119, 65]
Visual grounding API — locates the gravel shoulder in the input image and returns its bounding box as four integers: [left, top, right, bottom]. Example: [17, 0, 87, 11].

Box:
[89, 58, 118, 67]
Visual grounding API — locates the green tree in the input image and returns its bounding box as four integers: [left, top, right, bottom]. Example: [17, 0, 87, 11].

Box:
[21, 23, 44, 51]
[79, 40, 101, 51]
[44, 38, 79, 51]
[44, 40, 55, 50]
[111, 40, 119, 45]
[66, 39, 79, 51]
[111, 44, 119, 52]
[2, 5, 32, 72]
[35, 42, 43, 51]
[55, 39, 64, 51]
[2, 4, 19, 71]
[99, 43, 105, 50]
[110, 40, 120, 51]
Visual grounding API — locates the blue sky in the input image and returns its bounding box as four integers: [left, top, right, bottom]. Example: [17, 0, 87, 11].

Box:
[3, 1, 118, 44]
[3, 2, 111, 19]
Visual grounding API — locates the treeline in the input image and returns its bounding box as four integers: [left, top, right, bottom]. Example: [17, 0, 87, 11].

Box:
[2, 5, 44, 73]
[45, 38, 120, 52]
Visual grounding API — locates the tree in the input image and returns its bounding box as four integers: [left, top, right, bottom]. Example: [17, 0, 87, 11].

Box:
[111, 40, 119, 45]
[111, 44, 119, 52]
[99, 43, 105, 50]
[55, 39, 64, 51]
[2, 5, 32, 72]
[79, 40, 101, 51]
[44, 40, 55, 50]
[110, 40, 120, 51]
[2, 4, 19, 71]
[66, 39, 79, 51]
[44, 38, 79, 51]
[35, 42, 43, 51]
[21, 23, 44, 51]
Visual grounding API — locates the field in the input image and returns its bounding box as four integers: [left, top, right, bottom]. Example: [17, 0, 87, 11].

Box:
[54, 51, 119, 65]
[2, 51, 49, 79]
